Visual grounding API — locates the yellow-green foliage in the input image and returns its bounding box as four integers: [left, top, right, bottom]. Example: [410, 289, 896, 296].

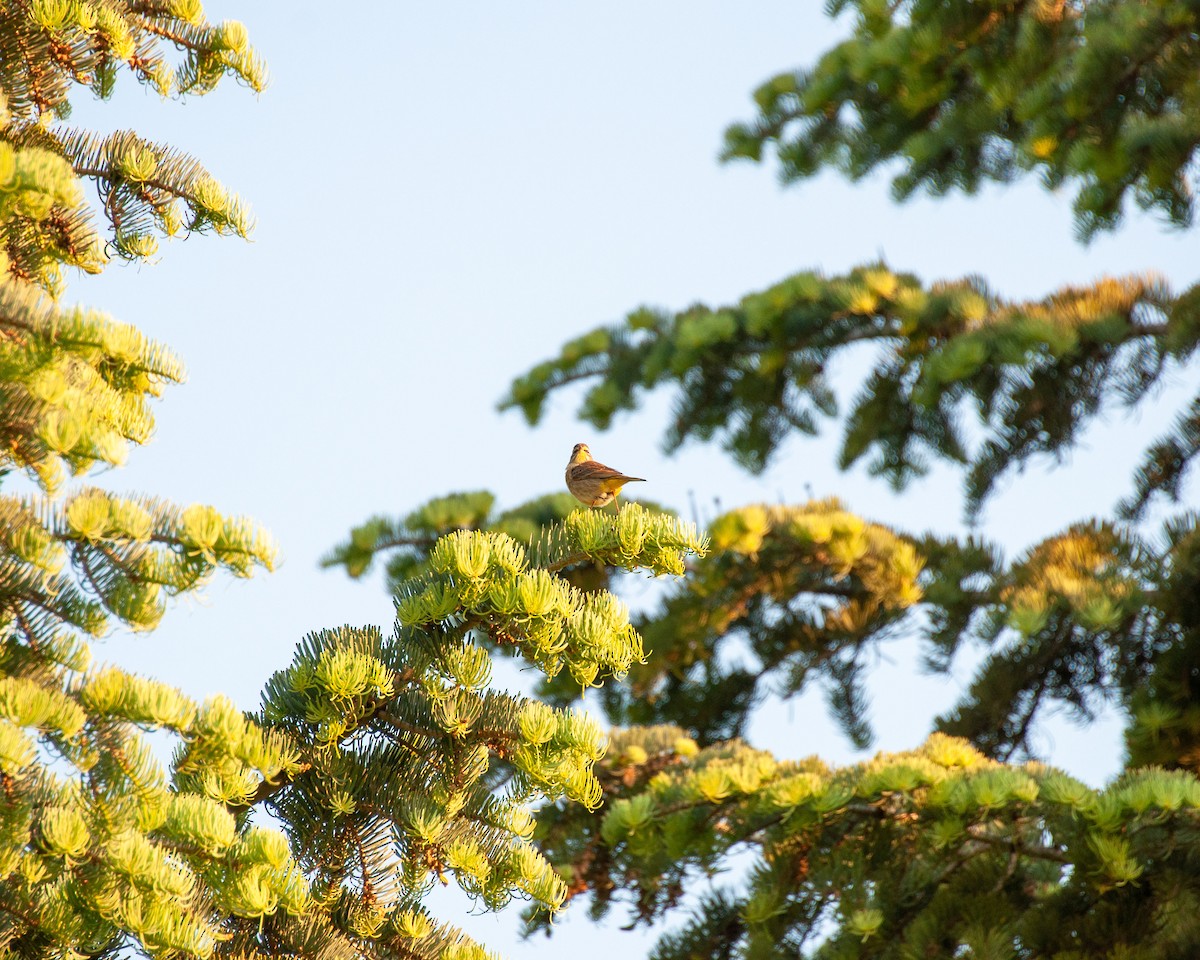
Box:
[0, 136, 103, 294]
[534, 731, 1200, 957]
[0, 283, 187, 492]
[1, 658, 310, 959]
[0, 8, 316, 958]
[1004, 521, 1142, 636]
[323, 488, 683, 597]
[396, 507, 705, 689]
[0, 0, 264, 293]
[0, 467, 284, 960]
[253, 512, 705, 957]
[709, 499, 923, 607]
[0, 488, 277, 650]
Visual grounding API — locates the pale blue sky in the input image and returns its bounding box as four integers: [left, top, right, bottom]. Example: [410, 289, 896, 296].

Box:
[57, 4, 1198, 955]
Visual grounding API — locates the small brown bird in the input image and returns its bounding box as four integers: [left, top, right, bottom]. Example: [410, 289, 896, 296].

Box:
[565, 443, 645, 509]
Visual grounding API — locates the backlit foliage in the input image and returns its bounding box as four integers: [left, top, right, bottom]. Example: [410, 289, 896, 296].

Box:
[0, 6, 294, 957]
[250, 513, 705, 958]
[0, 0, 262, 293]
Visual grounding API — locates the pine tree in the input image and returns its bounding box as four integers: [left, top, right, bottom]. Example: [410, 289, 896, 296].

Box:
[0, 8, 712, 960]
[332, 494, 1200, 957]
[0, 4, 284, 955]
[332, 3, 1200, 956]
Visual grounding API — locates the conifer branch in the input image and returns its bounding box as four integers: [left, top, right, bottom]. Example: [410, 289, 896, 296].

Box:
[504, 267, 1188, 517]
[720, 1, 1200, 237]
[532, 731, 1190, 951]
[962, 824, 1071, 865]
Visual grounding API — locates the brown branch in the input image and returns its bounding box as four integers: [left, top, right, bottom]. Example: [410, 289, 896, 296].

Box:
[135, 17, 212, 53]
[544, 550, 592, 575]
[0, 893, 39, 929]
[72, 165, 211, 211]
[964, 823, 1071, 864]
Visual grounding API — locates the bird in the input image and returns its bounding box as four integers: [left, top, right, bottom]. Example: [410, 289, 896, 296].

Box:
[565, 443, 645, 509]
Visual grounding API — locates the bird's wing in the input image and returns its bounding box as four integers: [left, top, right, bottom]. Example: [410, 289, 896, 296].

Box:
[566, 465, 643, 494]
[571, 461, 644, 483]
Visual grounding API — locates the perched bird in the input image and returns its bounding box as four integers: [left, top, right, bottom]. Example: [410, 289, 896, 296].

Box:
[565, 443, 645, 509]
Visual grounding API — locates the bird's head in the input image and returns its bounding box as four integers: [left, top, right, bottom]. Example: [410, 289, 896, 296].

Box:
[569, 442, 592, 464]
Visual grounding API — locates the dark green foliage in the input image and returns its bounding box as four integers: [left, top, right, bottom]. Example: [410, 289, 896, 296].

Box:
[602, 505, 1188, 765]
[927, 520, 1156, 760]
[1122, 395, 1200, 520]
[603, 500, 922, 749]
[722, 0, 1200, 240]
[1125, 513, 1200, 773]
[503, 266, 1193, 521]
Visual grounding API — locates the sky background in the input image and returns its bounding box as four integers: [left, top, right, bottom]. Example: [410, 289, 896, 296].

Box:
[52, 3, 1199, 955]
